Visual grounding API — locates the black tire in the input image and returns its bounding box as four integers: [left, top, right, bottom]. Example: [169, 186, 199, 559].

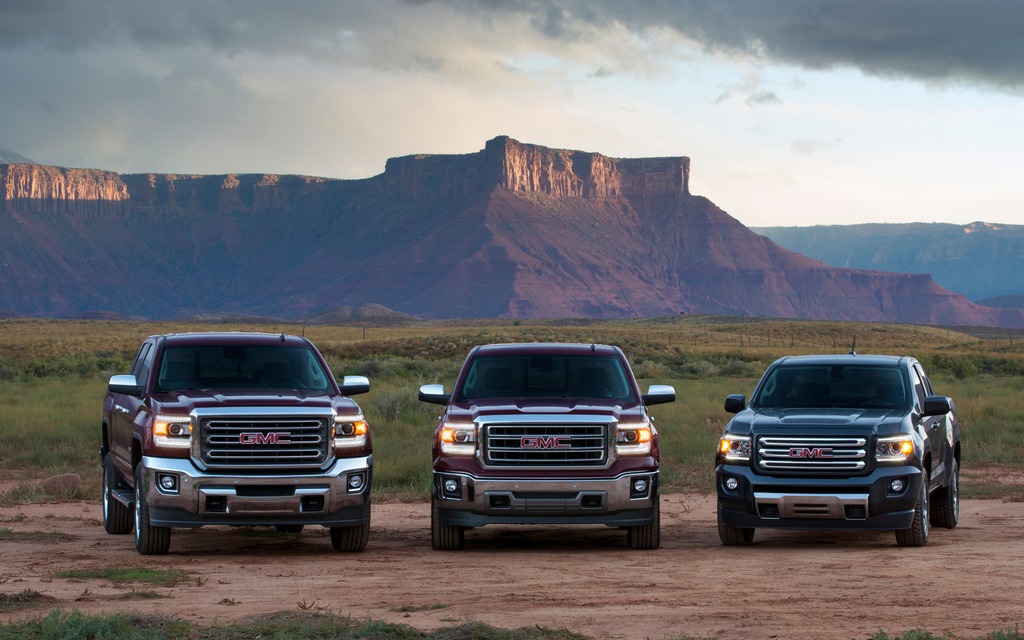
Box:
[102, 453, 132, 535]
[626, 496, 661, 549]
[330, 502, 370, 552]
[895, 476, 930, 547]
[275, 525, 305, 534]
[930, 459, 959, 529]
[431, 496, 465, 550]
[717, 503, 755, 546]
[133, 465, 171, 555]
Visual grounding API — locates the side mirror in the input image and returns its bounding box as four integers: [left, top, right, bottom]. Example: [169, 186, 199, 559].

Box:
[923, 395, 952, 416]
[724, 394, 746, 414]
[341, 375, 370, 396]
[418, 383, 451, 406]
[108, 374, 142, 397]
[642, 384, 676, 405]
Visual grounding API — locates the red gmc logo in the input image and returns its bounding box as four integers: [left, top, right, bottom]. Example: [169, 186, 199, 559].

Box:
[239, 432, 291, 445]
[521, 436, 572, 449]
[790, 447, 833, 459]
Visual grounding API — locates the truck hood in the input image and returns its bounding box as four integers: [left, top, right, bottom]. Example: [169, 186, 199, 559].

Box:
[447, 399, 646, 423]
[151, 389, 359, 415]
[732, 407, 907, 437]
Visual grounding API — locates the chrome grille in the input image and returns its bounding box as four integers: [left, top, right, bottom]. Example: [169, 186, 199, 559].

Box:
[757, 436, 867, 472]
[483, 422, 608, 467]
[198, 411, 329, 470]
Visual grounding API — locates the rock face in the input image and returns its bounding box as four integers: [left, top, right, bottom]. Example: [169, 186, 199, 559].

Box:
[1, 136, 1022, 327]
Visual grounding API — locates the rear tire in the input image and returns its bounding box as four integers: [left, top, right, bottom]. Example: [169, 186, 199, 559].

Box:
[431, 496, 465, 550]
[895, 476, 930, 547]
[330, 502, 370, 552]
[717, 502, 755, 545]
[930, 459, 959, 529]
[626, 496, 661, 549]
[102, 453, 132, 535]
[133, 465, 171, 555]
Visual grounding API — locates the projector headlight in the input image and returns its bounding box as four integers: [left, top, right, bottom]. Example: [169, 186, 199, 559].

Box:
[153, 415, 192, 448]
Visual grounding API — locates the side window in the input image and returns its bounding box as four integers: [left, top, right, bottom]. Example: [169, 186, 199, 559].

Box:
[134, 343, 156, 389]
[909, 366, 927, 409]
[130, 342, 152, 379]
[914, 364, 935, 396]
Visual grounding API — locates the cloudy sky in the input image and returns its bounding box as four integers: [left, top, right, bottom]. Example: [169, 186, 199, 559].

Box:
[1, 0, 1022, 227]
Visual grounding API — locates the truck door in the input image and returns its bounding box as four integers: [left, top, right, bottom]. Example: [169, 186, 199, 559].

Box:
[910, 364, 947, 487]
[110, 341, 154, 478]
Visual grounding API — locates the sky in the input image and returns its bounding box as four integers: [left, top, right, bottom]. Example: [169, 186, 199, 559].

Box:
[1, 0, 1022, 228]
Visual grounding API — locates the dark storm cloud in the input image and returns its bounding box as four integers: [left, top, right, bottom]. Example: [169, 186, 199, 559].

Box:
[3, 1, 1020, 89]
[0, 1, 1015, 78]
[457, 0, 1024, 90]
[0, 0, 385, 58]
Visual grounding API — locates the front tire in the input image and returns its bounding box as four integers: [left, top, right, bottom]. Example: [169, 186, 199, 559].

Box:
[330, 502, 370, 552]
[626, 496, 661, 549]
[930, 459, 959, 529]
[717, 502, 755, 546]
[895, 476, 930, 547]
[431, 496, 465, 550]
[133, 465, 171, 555]
[102, 453, 132, 535]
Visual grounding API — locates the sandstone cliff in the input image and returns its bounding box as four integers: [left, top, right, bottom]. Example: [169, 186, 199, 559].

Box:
[1, 137, 1021, 327]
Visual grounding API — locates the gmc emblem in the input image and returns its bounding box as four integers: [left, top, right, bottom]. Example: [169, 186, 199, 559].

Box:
[239, 432, 291, 445]
[790, 447, 833, 459]
[521, 436, 572, 449]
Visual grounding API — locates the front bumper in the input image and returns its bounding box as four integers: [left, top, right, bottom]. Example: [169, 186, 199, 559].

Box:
[716, 463, 923, 531]
[139, 455, 372, 528]
[433, 470, 657, 528]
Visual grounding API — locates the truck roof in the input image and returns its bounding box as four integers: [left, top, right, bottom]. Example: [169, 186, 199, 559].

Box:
[469, 343, 624, 357]
[772, 354, 911, 367]
[147, 332, 312, 348]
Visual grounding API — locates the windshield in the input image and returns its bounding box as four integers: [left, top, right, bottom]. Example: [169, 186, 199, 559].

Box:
[457, 354, 636, 402]
[155, 345, 332, 392]
[752, 364, 909, 410]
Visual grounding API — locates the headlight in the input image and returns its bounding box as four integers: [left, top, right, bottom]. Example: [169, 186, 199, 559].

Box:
[439, 422, 476, 456]
[616, 421, 653, 456]
[334, 415, 368, 449]
[718, 434, 751, 462]
[876, 436, 914, 463]
[153, 415, 192, 448]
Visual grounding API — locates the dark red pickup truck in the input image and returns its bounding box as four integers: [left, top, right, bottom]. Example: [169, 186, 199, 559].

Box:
[418, 343, 675, 550]
[100, 332, 373, 555]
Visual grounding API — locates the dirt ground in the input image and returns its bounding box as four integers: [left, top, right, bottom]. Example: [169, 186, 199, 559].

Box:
[3, 492, 1024, 640]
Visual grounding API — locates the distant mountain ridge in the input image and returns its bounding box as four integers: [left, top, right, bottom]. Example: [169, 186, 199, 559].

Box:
[2, 137, 1023, 327]
[0, 149, 36, 164]
[753, 222, 1024, 304]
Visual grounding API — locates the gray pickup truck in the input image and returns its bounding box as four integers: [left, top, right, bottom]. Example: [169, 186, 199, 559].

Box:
[716, 353, 960, 547]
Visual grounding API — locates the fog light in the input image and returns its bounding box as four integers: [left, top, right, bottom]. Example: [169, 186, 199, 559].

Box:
[348, 473, 364, 491]
[630, 475, 652, 499]
[890, 478, 906, 493]
[157, 473, 178, 493]
[725, 477, 739, 491]
[444, 478, 459, 494]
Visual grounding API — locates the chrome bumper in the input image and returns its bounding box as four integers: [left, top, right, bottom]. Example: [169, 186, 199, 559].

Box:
[433, 470, 657, 527]
[140, 455, 372, 528]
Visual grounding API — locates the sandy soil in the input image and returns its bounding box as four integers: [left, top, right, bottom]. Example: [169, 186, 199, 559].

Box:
[1, 493, 1022, 640]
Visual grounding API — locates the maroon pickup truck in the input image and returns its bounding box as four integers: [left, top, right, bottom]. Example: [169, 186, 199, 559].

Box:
[100, 332, 373, 555]
[418, 343, 675, 550]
